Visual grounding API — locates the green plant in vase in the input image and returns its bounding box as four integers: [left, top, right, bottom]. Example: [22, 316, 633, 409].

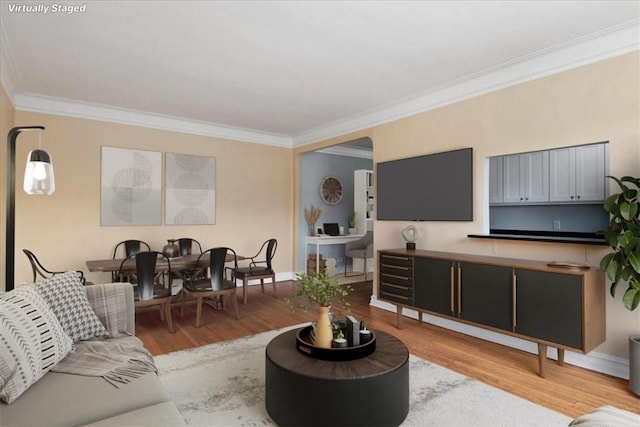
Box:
[285, 271, 352, 348]
[348, 212, 357, 234]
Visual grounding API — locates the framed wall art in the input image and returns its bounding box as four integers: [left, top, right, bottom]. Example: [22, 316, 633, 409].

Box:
[100, 146, 162, 226]
[165, 153, 216, 225]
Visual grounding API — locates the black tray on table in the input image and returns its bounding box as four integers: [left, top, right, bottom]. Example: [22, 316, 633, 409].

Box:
[295, 325, 376, 361]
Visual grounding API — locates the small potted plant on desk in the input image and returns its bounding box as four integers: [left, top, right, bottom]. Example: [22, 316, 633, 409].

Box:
[285, 271, 352, 349]
[348, 212, 357, 234]
[599, 175, 640, 396]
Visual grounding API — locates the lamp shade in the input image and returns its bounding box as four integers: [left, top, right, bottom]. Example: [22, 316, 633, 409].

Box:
[23, 149, 55, 195]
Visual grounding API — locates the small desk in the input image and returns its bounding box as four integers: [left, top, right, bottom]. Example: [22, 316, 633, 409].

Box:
[304, 234, 364, 274]
[265, 328, 409, 426]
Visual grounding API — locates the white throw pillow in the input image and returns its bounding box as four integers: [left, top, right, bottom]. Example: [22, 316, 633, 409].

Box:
[0, 286, 73, 404]
[33, 271, 108, 342]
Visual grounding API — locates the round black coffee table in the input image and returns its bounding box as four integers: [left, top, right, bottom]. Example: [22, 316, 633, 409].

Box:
[265, 328, 409, 426]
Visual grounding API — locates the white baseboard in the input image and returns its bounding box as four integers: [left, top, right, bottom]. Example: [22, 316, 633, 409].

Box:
[369, 296, 629, 380]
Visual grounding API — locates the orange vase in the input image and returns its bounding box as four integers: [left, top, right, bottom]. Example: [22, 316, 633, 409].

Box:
[315, 305, 333, 349]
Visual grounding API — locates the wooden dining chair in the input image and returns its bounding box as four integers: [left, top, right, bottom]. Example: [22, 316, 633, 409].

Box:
[233, 238, 277, 304]
[180, 247, 240, 327]
[23, 249, 89, 285]
[118, 251, 175, 333]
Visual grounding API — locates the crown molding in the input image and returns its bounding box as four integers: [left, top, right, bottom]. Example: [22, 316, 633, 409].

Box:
[293, 20, 640, 147]
[12, 94, 294, 148]
[316, 145, 373, 159]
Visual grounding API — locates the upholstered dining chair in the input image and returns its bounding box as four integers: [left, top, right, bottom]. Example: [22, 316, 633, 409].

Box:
[180, 247, 240, 327]
[344, 231, 374, 279]
[23, 249, 89, 285]
[112, 239, 151, 282]
[117, 251, 175, 333]
[233, 238, 277, 304]
[176, 238, 203, 256]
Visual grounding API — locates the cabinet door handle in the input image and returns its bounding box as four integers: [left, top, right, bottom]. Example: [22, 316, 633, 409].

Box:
[512, 273, 517, 331]
[450, 265, 454, 315]
[576, 195, 581, 199]
[457, 264, 462, 317]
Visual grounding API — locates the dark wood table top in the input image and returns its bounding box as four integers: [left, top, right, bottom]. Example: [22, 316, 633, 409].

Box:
[265, 328, 409, 381]
[86, 253, 242, 273]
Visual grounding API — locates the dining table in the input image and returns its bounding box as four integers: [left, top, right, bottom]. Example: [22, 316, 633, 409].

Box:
[86, 252, 244, 279]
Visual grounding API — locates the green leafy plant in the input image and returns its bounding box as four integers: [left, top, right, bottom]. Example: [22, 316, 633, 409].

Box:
[599, 175, 640, 311]
[348, 212, 357, 228]
[285, 271, 352, 313]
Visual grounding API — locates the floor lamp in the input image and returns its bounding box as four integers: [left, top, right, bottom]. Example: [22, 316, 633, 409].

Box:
[5, 126, 55, 292]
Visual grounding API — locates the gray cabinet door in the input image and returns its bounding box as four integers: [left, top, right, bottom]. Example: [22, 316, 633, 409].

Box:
[575, 143, 606, 202]
[489, 156, 503, 204]
[459, 262, 513, 331]
[414, 257, 454, 316]
[550, 143, 606, 202]
[502, 152, 549, 203]
[515, 269, 583, 349]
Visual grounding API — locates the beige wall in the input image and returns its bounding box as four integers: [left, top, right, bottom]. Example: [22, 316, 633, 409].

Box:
[3, 111, 293, 290]
[299, 52, 640, 359]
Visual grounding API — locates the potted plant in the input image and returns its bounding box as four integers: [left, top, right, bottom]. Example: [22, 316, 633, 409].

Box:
[348, 212, 357, 234]
[285, 271, 352, 348]
[599, 175, 640, 396]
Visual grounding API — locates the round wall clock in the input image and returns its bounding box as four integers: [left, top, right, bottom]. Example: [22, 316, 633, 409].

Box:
[320, 176, 343, 205]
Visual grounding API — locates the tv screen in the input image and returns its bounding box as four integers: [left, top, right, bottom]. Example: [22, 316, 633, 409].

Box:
[376, 148, 473, 221]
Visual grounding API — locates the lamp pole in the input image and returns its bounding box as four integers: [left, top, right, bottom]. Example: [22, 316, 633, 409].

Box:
[5, 126, 45, 292]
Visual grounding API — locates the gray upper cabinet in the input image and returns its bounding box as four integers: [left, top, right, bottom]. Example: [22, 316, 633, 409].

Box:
[549, 143, 606, 203]
[491, 143, 607, 206]
[502, 151, 549, 204]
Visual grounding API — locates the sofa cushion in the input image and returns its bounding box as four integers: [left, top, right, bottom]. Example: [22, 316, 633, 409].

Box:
[0, 371, 174, 427]
[0, 286, 73, 404]
[34, 271, 108, 342]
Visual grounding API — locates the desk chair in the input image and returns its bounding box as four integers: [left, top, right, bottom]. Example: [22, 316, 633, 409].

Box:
[181, 247, 240, 327]
[23, 249, 89, 285]
[112, 239, 151, 282]
[118, 251, 175, 333]
[345, 231, 373, 279]
[234, 238, 277, 304]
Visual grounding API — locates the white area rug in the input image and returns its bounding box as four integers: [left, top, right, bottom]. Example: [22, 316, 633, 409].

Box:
[155, 324, 572, 426]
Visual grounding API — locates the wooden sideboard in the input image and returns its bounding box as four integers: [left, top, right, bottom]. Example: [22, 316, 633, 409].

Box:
[378, 249, 606, 377]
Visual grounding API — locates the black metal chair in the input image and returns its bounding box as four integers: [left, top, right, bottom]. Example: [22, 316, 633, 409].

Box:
[180, 247, 239, 327]
[176, 238, 203, 256]
[233, 238, 277, 304]
[112, 239, 151, 282]
[23, 249, 88, 285]
[117, 251, 175, 333]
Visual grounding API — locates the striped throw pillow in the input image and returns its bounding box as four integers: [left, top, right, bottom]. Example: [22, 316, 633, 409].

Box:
[0, 286, 73, 404]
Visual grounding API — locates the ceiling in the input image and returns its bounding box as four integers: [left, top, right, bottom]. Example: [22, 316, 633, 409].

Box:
[1, 1, 638, 148]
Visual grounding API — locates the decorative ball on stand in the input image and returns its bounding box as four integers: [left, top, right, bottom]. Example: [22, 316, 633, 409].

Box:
[401, 225, 419, 250]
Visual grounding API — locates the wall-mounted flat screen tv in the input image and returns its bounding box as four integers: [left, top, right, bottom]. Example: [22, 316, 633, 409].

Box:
[376, 148, 473, 221]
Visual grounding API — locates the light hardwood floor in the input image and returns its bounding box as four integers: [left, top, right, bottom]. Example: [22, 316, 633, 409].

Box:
[135, 280, 639, 419]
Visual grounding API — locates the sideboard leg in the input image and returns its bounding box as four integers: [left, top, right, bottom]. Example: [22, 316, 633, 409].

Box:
[557, 348, 565, 366]
[396, 305, 403, 329]
[538, 343, 547, 378]
[418, 311, 423, 323]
